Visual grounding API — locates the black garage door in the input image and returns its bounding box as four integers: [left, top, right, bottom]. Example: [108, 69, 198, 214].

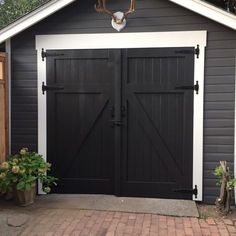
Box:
[46, 48, 194, 199]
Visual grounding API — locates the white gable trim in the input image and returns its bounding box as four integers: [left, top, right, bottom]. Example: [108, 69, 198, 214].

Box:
[0, 0, 76, 44]
[169, 0, 236, 30]
[36, 31, 207, 200]
[0, 0, 234, 43]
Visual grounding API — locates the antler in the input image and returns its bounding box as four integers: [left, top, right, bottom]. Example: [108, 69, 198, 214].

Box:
[118, 0, 136, 24]
[95, 0, 115, 20]
[95, 0, 136, 24]
[124, 0, 136, 17]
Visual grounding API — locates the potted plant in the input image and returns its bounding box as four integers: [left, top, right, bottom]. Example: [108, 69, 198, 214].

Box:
[0, 148, 57, 206]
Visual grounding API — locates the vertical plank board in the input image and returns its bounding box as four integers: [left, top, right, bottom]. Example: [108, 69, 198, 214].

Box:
[0, 53, 8, 163]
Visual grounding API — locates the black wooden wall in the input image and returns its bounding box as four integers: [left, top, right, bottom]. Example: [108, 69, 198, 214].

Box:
[0, 43, 5, 52]
[10, 0, 236, 203]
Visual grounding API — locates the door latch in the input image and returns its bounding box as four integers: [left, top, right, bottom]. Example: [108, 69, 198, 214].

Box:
[109, 120, 124, 127]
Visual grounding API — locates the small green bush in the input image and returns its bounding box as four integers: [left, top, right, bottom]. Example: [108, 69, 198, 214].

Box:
[0, 148, 57, 193]
[214, 163, 236, 189]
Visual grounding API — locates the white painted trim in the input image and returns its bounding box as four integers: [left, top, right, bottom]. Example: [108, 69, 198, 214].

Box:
[5, 39, 11, 154]
[36, 31, 207, 200]
[169, 0, 236, 30]
[0, 0, 76, 44]
[37, 49, 47, 195]
[193, 44, 205, 202]
[36, 32, 207, 50]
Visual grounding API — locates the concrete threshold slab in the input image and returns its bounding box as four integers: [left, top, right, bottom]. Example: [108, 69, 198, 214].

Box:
[33, 194, 199, 217]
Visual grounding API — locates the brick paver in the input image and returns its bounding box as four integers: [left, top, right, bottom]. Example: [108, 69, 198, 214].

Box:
[0, 208, 236, 236]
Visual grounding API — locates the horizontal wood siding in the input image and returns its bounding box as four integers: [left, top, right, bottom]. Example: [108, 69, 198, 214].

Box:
[0, 43, 5, 52]
[11, 0, 236, 203]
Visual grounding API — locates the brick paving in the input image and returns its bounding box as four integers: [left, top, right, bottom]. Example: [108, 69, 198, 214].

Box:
[1, 208, 236, 236]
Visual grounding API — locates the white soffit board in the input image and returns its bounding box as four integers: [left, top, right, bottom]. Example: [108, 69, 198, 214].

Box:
[169, 0, 236, 30]
[0, 0, 76, 44]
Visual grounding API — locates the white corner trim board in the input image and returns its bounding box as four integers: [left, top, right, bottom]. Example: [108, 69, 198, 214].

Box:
[36, 31, 207, 200]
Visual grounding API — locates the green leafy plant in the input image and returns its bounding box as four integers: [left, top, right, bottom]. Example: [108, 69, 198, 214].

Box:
[214, 161, 236, 214]
[0, 148, 57, 193]
[214, 163, 236, 189]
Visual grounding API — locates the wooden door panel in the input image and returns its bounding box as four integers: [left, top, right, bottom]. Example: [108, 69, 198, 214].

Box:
[122, 48, 194, 199]
[54, 94, 111, 178]
[135, 93, 185, 173]
[47, 50, 116, 194]
[126, 93, 185, 181]
[46, 48, 194, 199]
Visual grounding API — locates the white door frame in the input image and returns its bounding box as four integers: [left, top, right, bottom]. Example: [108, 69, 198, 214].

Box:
[36, 31, 207, 200]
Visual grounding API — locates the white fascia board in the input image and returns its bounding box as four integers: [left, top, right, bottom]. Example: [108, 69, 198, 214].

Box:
[169, 0, 236, 30]
[36, 31, 207, 50]
[0, 0, 76, 44]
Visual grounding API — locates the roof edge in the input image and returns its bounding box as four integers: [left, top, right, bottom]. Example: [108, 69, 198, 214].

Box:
[0, 0, 235, 44]
[0, 0, 76, 44]
[169, 0, 236, 30]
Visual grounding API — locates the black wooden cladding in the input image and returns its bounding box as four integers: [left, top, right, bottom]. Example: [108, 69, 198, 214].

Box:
[46, 48, 194, 199]
[47, 49, 116, 194]
[121, 48, 194, 198]
[10, 0, 236, 203]
[0, 43, 5, 52]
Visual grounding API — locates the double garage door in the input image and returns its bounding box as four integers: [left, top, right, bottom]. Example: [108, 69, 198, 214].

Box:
[46, 48, 194, 199]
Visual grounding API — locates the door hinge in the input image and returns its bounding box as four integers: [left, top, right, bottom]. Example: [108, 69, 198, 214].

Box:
[175, 45, 200, 59]
[42, 82, 64, 94]
[175, 81, 199, 94]
[195, 45, 200, 59]
[173, 185, 198, 198]
[41, 48, 64, 61]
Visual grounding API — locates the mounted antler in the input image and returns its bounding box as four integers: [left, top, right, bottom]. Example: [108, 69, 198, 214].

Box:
[122, 0, 136, 22]
[95, 0, 136, 24]
[95, 0, 116, 21]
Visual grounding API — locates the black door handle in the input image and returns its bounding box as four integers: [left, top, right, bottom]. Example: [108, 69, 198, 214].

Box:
[175, 81, 199, 94]
[109, 120, 124, 127]
[42, 82, 64, 94]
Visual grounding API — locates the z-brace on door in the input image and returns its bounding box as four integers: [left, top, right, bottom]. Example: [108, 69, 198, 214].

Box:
[45, 48, 194, 199]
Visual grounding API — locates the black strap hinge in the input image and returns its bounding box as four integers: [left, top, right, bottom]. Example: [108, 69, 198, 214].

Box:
[195, 45, 200, 59]
[175, 81, 199, 94]
[175, 45, 200, 59]
[42, 82, 64, 94]
[41, 48, 64, 61]
[173, 185, 198, 198]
